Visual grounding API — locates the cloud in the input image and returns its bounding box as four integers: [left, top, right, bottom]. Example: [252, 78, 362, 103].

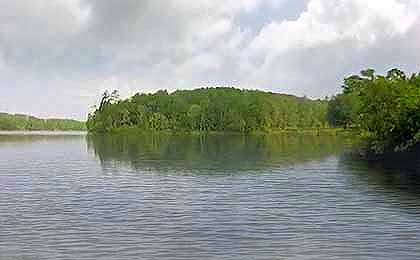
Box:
[250, 0, 418, 54]
[0, 0, 420, 119]
[245, 0, 420, 96]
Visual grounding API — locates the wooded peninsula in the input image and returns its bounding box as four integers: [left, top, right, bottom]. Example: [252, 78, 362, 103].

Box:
[87, 68, 420, 154]
[87, 88, 329, 133]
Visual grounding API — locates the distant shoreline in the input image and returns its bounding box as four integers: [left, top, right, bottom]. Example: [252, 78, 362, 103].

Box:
[0, 130, 87, 136]
[0, 112, 86, 131]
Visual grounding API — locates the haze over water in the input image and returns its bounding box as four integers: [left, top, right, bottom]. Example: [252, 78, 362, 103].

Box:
[1, 132, 419, 259]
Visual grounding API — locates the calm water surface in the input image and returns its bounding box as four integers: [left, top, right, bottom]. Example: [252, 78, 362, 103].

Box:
[0, 132, 419, 259]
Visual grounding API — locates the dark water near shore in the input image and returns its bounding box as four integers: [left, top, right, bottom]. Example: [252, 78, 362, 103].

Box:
[0, 132, 419, 259]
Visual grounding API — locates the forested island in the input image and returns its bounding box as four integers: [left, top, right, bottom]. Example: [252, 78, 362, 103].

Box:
[87, 88, 329, 133]
[0, 113, 86, 131]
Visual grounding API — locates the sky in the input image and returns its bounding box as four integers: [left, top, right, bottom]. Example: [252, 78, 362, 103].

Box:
[1, 0, 420, 120]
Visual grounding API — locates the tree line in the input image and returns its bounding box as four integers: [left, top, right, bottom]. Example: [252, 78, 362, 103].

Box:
[327, 68, 420, 153]
[0, 113, 86, 131]
[87, 88, 329, 133]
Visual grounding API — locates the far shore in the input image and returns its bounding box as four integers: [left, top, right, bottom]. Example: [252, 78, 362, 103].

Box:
[0, 130, 87, 136]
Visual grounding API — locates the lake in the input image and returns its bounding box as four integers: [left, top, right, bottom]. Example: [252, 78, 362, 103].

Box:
[0, 132, 419, 259]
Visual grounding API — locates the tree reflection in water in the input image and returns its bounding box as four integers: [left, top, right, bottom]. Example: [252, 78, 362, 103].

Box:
[87, 133, 351, 174]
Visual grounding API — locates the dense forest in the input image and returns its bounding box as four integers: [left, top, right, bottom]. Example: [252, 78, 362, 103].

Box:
[87, 88, 329, 133]
[0, 113, 86, 131]
[327, 68, 420, 153]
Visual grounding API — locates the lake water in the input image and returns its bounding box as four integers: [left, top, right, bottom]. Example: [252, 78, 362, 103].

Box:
[1, 132, 419, 259]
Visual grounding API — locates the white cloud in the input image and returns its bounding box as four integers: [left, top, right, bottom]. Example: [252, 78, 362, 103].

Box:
[250, 0, 419, 57]
[245, 0, 420, 96]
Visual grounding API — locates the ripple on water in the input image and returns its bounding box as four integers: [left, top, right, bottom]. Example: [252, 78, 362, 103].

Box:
[0, 133, 419, 259]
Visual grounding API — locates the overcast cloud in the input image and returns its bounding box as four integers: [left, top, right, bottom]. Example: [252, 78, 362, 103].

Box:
[1, 0, 420, 120]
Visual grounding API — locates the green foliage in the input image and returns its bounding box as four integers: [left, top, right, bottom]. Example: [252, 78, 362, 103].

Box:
[87, 87, 330, 133]
[0, 113, 86, 131]
[328, 68, 420, 153]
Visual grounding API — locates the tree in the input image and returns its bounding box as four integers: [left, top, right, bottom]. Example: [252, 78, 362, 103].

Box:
[360, 68, 376, 80]
[386, 68, 406, 81]
[87, 87, 330, 133]
[328, 68, 420, 153]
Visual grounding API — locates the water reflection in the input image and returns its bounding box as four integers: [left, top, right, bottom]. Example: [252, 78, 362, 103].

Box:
[2, 132, 420, 259]
[87, 133, 351, 173]
[0, 132, 85, 147]
[340, 152, 420, 211]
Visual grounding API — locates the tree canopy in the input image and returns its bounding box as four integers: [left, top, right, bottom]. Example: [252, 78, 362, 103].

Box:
[87, 87, 329, 133]
[327, 68, 420, 153]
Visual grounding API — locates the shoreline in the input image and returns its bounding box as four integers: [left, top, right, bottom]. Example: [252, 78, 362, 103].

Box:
[87, 127, 356, 136]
